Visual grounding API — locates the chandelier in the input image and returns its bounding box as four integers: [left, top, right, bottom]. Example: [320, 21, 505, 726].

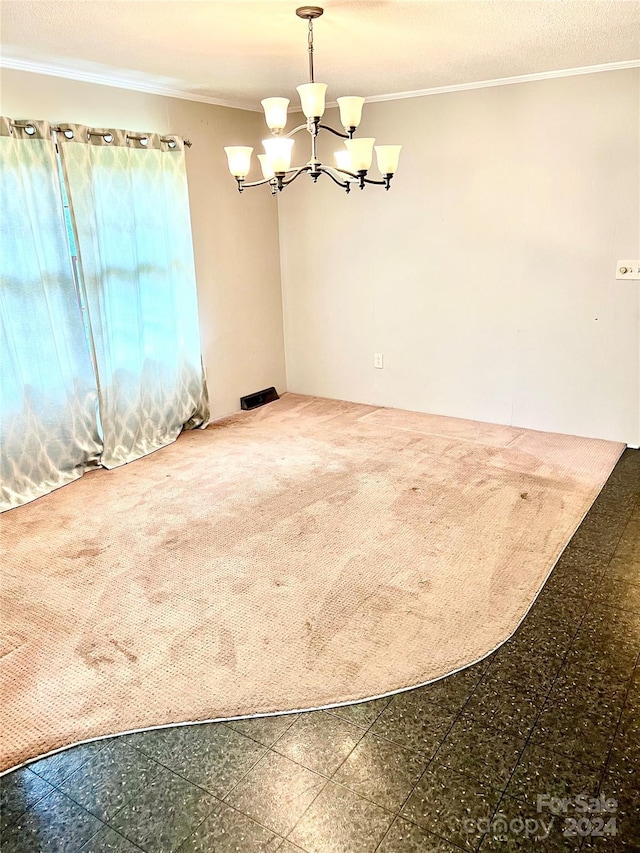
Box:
[224, 6, 402, 194]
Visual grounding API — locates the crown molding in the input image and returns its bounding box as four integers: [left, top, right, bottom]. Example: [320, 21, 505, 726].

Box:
[0, 57, 261, 111]
[2, 56, 638, 112]
[358, 60, 640, 105]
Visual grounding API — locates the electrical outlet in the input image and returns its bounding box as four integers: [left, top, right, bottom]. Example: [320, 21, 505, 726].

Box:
[616, 261, 640, 280]
[374, 353, 384, 369]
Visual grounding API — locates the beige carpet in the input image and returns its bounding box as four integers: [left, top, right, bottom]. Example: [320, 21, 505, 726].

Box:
[0, 394, 624, 772]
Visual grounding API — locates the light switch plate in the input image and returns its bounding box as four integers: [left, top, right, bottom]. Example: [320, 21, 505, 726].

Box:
[616, 261, 640, 280]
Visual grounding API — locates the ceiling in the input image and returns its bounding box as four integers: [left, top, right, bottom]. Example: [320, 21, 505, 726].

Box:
[1, 1, 639, 110]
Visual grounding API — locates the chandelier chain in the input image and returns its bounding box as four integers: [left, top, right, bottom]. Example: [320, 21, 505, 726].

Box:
[308, 17, 315, 83]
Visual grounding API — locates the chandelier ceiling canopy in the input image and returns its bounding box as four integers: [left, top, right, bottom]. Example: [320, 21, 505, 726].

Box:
[224, 6, 402, 195]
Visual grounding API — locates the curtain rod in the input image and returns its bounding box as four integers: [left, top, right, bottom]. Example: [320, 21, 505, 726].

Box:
[9, 120, 192, 148]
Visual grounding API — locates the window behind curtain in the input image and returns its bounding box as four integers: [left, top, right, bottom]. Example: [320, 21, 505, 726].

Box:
[0, 118, 101, 511]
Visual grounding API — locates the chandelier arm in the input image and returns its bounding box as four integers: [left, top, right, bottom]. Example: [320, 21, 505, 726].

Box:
[284, 123, 309, 139]
[332, 166, 359, 179]
[317, 123, 350, 140]
[318, 166, 351, 190]
[280, 165, 311, 188]
[238, 176, 278, 189]
[362, 174, 393, 191]
[242, 164, 305, 190]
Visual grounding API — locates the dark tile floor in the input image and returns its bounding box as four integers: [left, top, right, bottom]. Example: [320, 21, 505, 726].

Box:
[2, 450, 639, 852]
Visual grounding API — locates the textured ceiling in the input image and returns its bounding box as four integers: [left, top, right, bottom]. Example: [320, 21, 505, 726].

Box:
[1, 1, 639, 109]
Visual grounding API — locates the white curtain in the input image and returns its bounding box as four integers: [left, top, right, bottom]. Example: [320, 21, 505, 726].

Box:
[58, 125, 209, 468]
[0, 118, 102, 511]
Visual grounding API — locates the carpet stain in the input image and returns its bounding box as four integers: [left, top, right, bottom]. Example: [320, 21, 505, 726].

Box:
[78, 637, 138, 670]
[69, 547, 104, 559]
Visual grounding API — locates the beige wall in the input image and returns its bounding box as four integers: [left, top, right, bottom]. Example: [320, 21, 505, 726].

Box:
[0, 68, 287, 419]
[279, 69, 640, 445]
[2, 68, 639, 444]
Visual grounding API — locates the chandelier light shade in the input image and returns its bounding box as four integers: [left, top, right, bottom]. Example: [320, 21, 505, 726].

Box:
[334, 149, 353, 171]
[296, 83, 328, 119]
[225, 6, 401, 195]
[375, 145, 403, 175]
[261, 98, 290, 133]
[224, 146, 253, 178]
[258, 153, 275, 180]
[263, 137, 295, 173]
[344, 138, 375, 172]
[337, 97, 365, 131]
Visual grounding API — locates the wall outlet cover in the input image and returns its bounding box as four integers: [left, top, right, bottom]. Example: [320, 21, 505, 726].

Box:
[616, 261, 640, 280]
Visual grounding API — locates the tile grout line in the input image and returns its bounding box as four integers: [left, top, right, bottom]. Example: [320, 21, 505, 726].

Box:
[378, 508, 626, 851]
[277, 701, 398, 847]
[78, 825, 147, 852]
[265, 691, 474, 848]
[85, 731, 277, 851]
[372, 668, 497, 852]
[140, 729, 281, 852]
[163, 709, 386, 853]
[473, 534, 630, 852]
[580, 504, 640, 850]
[4, 743, 117, 839]
[590, 650, 640, 837]
[394, 630, 579, 851]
